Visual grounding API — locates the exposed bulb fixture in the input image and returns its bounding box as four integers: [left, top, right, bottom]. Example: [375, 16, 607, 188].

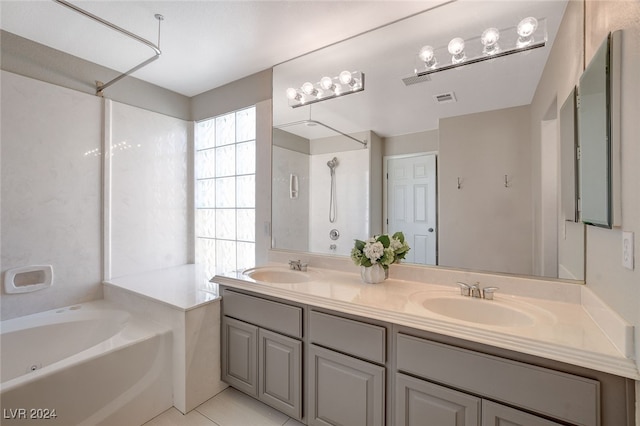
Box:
[448, 37, 466, 64]
[413, 16, 547, 77]
[320, 76, 335, 92]
[285, 71, 365, 108]
[516, 17, 538, 47]
[301, 81, 319, 97]
[285, 87, 301, 101]
[419, 45, 437, 68]
[481, 27, 500, 55]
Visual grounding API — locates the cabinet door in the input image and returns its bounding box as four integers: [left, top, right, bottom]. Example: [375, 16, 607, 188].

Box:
[221, 316, 258, 396]
[258, 328, 302, 419]
[395, 373, 480, 426]
[308, 344, 385, 426]
[482, 400, 564, 426]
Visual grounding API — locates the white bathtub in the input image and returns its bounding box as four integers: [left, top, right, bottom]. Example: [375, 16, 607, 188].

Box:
[0, 300, 173, 425]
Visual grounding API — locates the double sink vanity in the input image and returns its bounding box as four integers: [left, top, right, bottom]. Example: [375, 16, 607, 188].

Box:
[213, 260, 638, 426]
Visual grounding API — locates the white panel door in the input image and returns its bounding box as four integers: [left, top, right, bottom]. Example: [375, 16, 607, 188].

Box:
[387, 154, 437, 265]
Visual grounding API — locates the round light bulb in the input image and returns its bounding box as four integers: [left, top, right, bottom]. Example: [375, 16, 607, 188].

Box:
[418, 45, 434, 62]
[448, 37, 466, 64]
[320, 76, 334, 91]
[481, 28, 500, 54]
[418, 45, 437, 69]
[286, 87, 299, 100]
[517, 17, 538, 38]
[301, 82, 316, 96]
[448, 37, 465, 55]
[339, 70, 353, 85]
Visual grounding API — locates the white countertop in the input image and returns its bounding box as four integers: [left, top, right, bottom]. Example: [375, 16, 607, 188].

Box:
[104, 264, 220, 311]
[214, 264, 639, 380]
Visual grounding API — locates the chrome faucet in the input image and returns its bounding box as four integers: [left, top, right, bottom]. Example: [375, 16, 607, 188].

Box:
[457, 282, 498, 300]
[469, 283, 482, 298]
[288, 260, 307, 271]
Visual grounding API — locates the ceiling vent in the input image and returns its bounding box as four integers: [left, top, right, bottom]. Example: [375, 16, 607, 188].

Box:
[402, 74, 431, 86]
[433, 92, 457, 103]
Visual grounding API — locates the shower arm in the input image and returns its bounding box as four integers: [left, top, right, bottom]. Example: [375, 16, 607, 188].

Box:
[275, 120, 368, 148]
[53, 0, 163, 96]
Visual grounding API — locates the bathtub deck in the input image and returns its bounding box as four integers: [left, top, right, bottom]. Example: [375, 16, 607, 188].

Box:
[144, 387, 303, 426]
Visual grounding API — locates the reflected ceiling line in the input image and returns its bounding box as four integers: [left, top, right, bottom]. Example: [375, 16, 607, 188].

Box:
[53, 0, 164, 96]
[274, 120, 368, 148]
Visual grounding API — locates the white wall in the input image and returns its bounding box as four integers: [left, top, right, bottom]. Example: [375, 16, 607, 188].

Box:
[1, 71, 193, 319]
[109, 101, 190, 278]
[438, 106, 533, 275]
[1, 71, 102, 320]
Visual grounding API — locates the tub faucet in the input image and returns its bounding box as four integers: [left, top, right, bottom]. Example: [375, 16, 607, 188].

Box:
[289, 260, 307, 271]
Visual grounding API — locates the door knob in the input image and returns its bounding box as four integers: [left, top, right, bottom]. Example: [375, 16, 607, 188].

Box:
[428, 228, 434, 232]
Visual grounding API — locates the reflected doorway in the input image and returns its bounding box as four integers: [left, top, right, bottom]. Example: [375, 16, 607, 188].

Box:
[385, 154, 437, 265]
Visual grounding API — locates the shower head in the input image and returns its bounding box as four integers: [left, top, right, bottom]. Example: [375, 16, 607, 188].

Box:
[327, 157, 338, 170]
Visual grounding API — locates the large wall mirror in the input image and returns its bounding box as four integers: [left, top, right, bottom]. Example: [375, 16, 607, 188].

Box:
[272, 0, 585, 282]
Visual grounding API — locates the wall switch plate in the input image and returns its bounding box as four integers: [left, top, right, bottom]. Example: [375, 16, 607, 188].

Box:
[622, 231, 634, 270]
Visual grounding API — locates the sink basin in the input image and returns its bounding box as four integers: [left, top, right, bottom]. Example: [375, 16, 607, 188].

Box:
[409, 292, 554, 328]
[243, 266, 319, 284]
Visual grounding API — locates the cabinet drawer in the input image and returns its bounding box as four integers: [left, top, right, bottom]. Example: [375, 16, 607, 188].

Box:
[309, 310, 386, 364]
[223, 289, 302, 338]
[396, 333, 600, 426]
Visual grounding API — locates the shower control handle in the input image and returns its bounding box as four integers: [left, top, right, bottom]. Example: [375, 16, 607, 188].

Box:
[329, 229, 340, 240]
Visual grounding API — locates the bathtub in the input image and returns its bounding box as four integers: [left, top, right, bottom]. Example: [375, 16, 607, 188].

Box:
[0, 300, 173, 425]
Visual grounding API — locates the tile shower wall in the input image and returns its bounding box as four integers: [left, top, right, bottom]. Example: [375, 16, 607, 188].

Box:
[309, 149, 369, 256]
[1, 71, 102, 320]
[271, 145, 310, 251]
[109, 102, 189, 278]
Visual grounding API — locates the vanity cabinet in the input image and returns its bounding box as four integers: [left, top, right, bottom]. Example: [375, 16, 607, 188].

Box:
[307, 310, 387, 426]
[221, 289, 303, 419]
[395, 332, 599, 426]
[396, 373, 562, 426]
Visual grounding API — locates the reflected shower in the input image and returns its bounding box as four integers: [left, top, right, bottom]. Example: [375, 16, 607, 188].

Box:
[328, 157, 338, 223]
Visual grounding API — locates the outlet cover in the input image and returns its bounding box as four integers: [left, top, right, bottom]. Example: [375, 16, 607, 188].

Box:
[622, 231, 634, 270]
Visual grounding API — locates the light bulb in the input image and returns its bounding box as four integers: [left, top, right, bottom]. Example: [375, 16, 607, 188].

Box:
[517, 17, 538, 47]
[301, 82, 317, 96]
[286, 87, 300, 101]
[481, 28, 500, 55]
[448, 37, 466, 64]
[320, 76, 335, 91]
[517, 17, 538, 37]
[418, 45, 437, 69]
[339, 70, 353, 85]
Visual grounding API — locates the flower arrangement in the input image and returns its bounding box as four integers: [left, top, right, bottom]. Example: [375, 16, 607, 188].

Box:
[351, 232, 410, 270]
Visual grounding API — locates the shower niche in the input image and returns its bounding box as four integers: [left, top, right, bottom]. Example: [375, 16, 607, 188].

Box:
[271, 122, 382, 256]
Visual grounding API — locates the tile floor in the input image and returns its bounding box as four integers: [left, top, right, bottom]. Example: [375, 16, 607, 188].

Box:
[143, 387, 304, 426]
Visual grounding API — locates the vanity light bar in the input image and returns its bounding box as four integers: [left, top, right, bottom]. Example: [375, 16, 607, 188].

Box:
[414, 17, 548, 77]
[286, 71, 365, 108]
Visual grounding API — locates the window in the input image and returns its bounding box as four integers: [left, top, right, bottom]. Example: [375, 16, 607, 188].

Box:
[195, 106, 256, 277]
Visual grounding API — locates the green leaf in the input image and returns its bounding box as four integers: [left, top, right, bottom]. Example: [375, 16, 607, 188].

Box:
[354, 239, 365, 250]
[392, 231, 405, 243]
[377, 234, 390, 248]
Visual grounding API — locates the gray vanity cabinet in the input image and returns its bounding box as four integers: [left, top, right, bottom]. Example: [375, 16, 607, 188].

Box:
[395, 333, 599, 426]
[221, 289, 303, 420]
[221, 316, 258, 396]
[482, 401, 563, 426]
[308, 310, 387, 426]
[395, 373, 480, 426]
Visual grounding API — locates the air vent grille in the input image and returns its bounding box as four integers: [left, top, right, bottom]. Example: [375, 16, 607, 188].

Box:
[433, 92, 457, 103]
[402, 74, 431, 86]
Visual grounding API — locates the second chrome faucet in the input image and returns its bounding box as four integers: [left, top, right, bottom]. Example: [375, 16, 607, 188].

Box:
[457, 282, 499, 300]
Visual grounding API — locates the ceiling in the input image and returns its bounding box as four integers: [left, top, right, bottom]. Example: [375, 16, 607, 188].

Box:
[272, 0, 569, 138]
[0, 0, 449, 97]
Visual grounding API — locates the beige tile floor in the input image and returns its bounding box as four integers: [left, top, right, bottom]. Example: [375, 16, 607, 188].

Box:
[143, 387, 305, 426]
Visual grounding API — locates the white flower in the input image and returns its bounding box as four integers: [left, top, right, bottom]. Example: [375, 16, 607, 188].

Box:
[390, 238, 403, 251]
[363, 241, 384, 261]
